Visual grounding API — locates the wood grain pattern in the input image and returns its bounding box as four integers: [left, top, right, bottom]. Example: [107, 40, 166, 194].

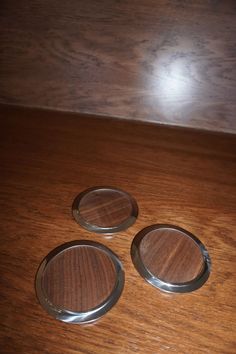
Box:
[0, 105, 236, 353]
[41, 245, 117, 312]
[139, 227, 204, 283]
[1, 0, 236, 133]
[77, 188, 134, 228]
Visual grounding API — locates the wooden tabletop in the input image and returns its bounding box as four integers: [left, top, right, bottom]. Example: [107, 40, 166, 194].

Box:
[0, 105, 235, 353]
[1, 0, 236, 133]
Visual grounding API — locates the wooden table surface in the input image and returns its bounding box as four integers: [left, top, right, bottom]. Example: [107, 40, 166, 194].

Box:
[1, 0, 236, 133]
[0, 105, 235, 353]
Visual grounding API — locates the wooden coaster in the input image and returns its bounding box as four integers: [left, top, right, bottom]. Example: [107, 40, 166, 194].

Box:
[72, 187, 138, 234]
[131, 225, 211, 293]
[35, 241, 124, 323]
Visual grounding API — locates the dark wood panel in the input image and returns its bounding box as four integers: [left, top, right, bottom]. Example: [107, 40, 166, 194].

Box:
[0, 105, 235, 353]
[41, 245, 117, 313]
[138, 227, 205, 283]
[75, 187, 136, 229]
[1, 1, 236, 133]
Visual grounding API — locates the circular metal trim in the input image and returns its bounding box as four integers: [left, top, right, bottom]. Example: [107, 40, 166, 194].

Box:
[35, 240, 125, 324]
[131, 224, 211, 293]
[72, 186, 138, 234]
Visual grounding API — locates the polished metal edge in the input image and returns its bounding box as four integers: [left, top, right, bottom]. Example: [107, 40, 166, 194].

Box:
[130, 224, 211, 293]
[35, 240, 125, 324]
[72, 186, 139, 234]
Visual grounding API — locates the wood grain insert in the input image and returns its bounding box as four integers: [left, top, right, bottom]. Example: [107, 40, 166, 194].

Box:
[42, 246, 117, 312]
[78, 189, 133, 228]
[140, 228, 204, 283]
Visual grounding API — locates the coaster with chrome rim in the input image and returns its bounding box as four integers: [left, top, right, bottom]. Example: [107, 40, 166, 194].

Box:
[72, 186, 138, 234]
[35, 240, 125, 324]
[131, 224, 211, 293]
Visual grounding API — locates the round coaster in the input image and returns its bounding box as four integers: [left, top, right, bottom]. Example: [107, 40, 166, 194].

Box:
[72, 186, 138, 234]
[35, 240, 124, 323]
[131, 224, 211, 293]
